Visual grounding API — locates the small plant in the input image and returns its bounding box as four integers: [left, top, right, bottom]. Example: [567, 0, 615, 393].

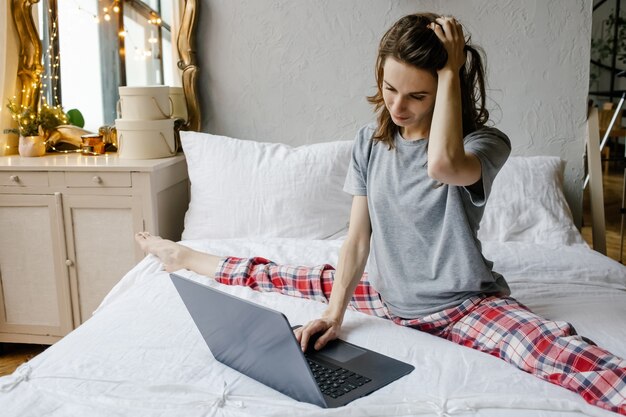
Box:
[6, 99, 68, 138]
[38, 105, 68, 137]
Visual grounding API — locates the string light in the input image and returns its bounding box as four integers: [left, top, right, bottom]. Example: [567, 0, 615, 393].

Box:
[44, 14, 61, 106]
[73, 1, 164, 28]
[73, 1, 98, 22]
[100, 2, 119, 22]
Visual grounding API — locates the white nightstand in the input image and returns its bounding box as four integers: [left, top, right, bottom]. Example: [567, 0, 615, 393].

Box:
[0, 153, 189, 344]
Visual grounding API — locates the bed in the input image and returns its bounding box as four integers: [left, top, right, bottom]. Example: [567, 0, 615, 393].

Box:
[1, 131, 625, 417]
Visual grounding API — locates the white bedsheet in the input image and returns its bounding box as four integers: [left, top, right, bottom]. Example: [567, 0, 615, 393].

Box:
[1, 238, 625, 417]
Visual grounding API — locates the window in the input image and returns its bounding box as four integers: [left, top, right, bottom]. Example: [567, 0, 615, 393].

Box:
[38, 0, 176, 130]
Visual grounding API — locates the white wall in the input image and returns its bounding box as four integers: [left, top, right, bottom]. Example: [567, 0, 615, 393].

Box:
[197, 0, 592, 225]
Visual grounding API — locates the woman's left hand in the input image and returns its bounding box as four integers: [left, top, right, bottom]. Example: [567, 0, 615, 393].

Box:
[430, 16, 466, 73]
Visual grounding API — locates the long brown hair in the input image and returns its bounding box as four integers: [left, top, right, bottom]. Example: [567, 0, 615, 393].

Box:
[367, 13, 489, 149]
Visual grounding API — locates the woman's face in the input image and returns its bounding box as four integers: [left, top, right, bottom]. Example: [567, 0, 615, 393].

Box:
[382, 57, 437, 139]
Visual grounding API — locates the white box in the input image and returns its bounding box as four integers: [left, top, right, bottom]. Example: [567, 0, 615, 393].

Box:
[115, 119, 177, 159]
[118, 86, 172, 120]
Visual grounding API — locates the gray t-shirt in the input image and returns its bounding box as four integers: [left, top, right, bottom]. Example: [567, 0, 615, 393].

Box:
[343, 124, 512, 318]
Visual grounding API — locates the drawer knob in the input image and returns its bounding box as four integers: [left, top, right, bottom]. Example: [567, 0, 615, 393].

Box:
[92, 175, 103, 184]
[65, 259, 74, 267]
[9, 175, 19, 183]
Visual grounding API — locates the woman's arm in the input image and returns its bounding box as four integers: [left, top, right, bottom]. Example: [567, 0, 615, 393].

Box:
[295, 195, 371, 351]
[427, 16, 481, 187]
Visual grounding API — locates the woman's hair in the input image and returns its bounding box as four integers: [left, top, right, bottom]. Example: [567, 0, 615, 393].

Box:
[367, 13, 489, 148]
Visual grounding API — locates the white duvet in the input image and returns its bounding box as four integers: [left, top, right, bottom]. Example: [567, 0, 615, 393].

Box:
[1, 238, 625, 417]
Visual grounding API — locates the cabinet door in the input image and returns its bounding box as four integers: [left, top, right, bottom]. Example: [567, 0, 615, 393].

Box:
[62, 195, 143, 325]
[0, 194, 74, 338]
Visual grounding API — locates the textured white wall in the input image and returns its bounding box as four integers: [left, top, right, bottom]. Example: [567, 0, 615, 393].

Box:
[197, 0, 592, 225]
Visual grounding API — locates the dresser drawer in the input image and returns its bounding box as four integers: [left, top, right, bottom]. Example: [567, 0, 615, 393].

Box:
[0, 171, 49, 187]
[65, 171, 132, 188]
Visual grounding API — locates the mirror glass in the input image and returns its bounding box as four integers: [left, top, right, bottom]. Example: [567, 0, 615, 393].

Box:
[36, 0, 180, 131]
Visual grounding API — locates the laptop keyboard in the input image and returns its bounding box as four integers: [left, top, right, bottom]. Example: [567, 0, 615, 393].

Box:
[306, 358, 372, 399]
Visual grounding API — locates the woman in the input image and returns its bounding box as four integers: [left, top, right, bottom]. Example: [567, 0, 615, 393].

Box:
[136, 13, 626, 414]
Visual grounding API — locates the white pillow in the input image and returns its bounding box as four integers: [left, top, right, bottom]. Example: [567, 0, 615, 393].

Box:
[181, 131, 353, 240]
[478, 156, 585, 246]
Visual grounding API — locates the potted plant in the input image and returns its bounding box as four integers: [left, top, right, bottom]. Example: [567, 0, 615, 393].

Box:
[6, 99, 68, 157]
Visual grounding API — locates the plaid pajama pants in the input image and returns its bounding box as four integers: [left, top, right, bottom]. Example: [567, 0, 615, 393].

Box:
[216, 256, 626, 414]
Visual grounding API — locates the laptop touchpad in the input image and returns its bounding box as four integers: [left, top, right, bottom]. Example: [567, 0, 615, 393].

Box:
[319, 341, 366, 363]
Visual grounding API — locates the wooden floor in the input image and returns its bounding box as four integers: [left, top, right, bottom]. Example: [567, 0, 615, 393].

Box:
[1, 166, 625, 378]
[0, 343, 48, 377]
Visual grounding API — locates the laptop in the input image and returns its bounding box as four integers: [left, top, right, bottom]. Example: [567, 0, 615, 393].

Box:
[170, 273, 414, 408]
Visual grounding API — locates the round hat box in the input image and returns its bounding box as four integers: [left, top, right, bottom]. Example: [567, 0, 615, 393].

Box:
[118, 86, 172, 120]
[115, 118, 177, 159]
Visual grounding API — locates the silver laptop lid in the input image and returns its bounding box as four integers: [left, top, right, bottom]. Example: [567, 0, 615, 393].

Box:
[170, 273, 326, 407]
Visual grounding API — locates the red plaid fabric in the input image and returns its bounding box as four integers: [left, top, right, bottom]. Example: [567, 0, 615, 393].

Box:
[215, 257, 626, 414]
[216, 257, 389, 318]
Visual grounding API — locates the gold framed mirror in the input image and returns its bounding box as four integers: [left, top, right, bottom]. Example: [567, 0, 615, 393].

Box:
[11, 0, 43, 112]
[177, 0, 199, 132]
[9, 0, 200, 133]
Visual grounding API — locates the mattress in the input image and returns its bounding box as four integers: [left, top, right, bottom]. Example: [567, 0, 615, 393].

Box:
[1, 237, 624, 417]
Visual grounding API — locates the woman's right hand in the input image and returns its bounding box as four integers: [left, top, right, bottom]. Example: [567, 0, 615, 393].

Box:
[294, 316, 341, 352]
[430, 16, 466, 74]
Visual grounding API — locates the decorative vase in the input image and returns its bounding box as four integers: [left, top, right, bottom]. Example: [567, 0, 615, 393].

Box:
[18, 135, 47, 157]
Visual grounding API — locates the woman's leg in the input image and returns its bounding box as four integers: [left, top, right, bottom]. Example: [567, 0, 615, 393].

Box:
[135, 232, 390, 319]
[216, 256, 390, 319]
[443, 296, 626, 414]
[135, 232, 222, 277]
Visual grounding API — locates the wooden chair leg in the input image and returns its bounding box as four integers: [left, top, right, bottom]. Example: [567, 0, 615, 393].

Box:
[602, 146, 610, 175]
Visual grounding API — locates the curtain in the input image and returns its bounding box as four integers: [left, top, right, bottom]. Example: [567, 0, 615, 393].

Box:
[0, 1, 19, 156]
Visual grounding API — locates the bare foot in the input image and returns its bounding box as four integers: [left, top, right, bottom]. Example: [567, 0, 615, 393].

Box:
[135, 232, 190, 272]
